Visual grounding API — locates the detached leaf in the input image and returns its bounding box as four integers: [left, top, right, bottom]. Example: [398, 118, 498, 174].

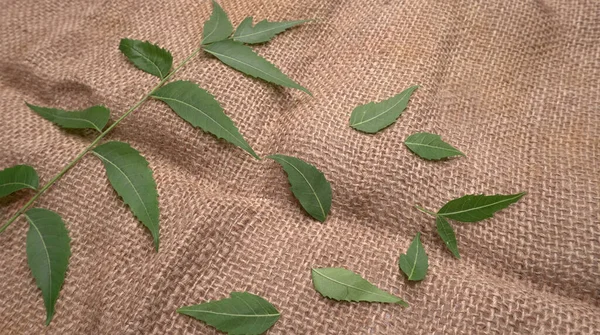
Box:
[24, 208, 71, 325]
[119, 38, 173, 79]
[398, 232, 428, 281]
[151, 80, 259, 159]
[268, 154, 331, 222]
[436, 216, 460, 258]
[0, 165, 39, 198]
[92, 141, 160, 251]
[178, 292, 280, 335]
[404, 132, 464, 160]
[233, 17, 310, 44]
[349, 86, 418, 133]
[311, 268, 408, 306]
[202, 0, 233, 45]
[203, 40, 311, 95]
[438, 193, 526, 223]
[26, 103, 110, 132]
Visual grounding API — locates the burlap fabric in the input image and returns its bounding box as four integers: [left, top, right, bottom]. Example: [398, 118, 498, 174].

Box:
[1, 0, 598, 333]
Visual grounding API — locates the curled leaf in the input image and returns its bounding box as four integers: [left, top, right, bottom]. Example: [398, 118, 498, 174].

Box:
[151, 80, 259, 159]
[92, 141, 160, 251]
[202, 0, 233, 45]
[24, 208, 71, 325]
[119, 38, 173, 79]
[268, 154, 331, 222]
[349, 86, 418, 133]
[178, 292, 280, 335]
[438, 193, 526, 223]
[398, 232, 428, 281]
[26, 103, 110, 132]
[436, 216, 460, 258]
[233, 17, 310, 44]
[311, 267, 408, 306]
[404, 132, 464, 160]
[0, 164, 39, 198]
[203, 39, 311, 95]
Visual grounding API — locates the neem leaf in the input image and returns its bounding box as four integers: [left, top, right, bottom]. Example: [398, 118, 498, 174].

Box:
[437, 193, 526, 223]
[203, 39, 311, 95]
[177, 292, 280, 335]
[268, 154, 331, 222]
[398, 232, 428, 281]
[202, 0, 233, 45]
[436, 216, 460, 258]
[0, 165, 39, 197]
[233, 17, 310, 44]
[24, 208, 71, 325]
[404, 132, 464, 160]
[26, 103, 110, 132]
[349, 86, 418, 133]
[119, 38, 173, 79]
[311, 267, 408, 306]
[151, 80, 259, 159]
[92, 141, 160, 251]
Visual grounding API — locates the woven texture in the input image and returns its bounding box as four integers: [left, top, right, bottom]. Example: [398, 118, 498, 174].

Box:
[1, 0, 599, 333]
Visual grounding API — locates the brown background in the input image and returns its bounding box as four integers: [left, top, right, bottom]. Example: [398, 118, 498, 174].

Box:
[1, 0, 598, 334]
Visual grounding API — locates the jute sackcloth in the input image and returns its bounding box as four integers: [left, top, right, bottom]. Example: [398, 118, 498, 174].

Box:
[0, 0, 598, 333]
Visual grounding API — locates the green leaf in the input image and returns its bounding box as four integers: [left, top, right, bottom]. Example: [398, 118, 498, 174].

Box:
[436, 216, 460, 258]
[119, 38, 173, 79]
[151, 80, 259, 159]
[24, 208, 71, 325]
[202, 0, 233, 45]
[26, 103, 110, 132]
[311, 267, 408, 306]
[0, 165, 39, 197]
[349, 86, 418, 133]
[437, 193, 526, 223]
[203, 40, 311, 95]
[233, 17, 310, 44]
[268, 154, 331, 222]
[92, 141, 160, 250]
[404, 132, 464, 160]
[398, 232, 428, 281]
[177, 292, 280, 335]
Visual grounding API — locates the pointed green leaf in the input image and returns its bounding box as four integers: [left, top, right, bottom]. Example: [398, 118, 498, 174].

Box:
[311, 268, 408, 306]
[178, 292, 280, 335]
[436, 216, 460, 258]
[26, 103, 110, 132]
[233, 17, 310, 44]
[349, 86, 418, 133]
[151, 81, 259, 159]
[202, 0, 233, 45]
[0, 165, 39, 197]
[404, 132, 464, 160]
[437, 193, 526, 223]
[268, 154, 331, 222]
[92, 141, 160, 250]
[203, 40, 311, 95]
[24, 208, 71, 325]
[398, 232, 428, 281]
[119, 38, 173, 79]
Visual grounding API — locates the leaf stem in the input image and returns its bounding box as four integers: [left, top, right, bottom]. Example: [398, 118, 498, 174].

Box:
[0, 47, 202, 234]
[415, 205, 437, 217]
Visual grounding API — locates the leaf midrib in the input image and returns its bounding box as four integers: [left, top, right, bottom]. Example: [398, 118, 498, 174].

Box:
[405, 141, 462, 154]
[25, 215, 53, 313]
[92, 151, 157, 230]
[439, 194, 524, 217]
[202, 9, 222, 44]
[234, 21, 300, 40]
[274, 156, 325, 219]
[129, 44, 165, 79]
[407, 239, 420, 280]
[312, 269, 394, 300]
[152, 95, 251, 154]
[45, 113, 102, 132]
[178, 309, 279, 318]
[350, 89, 412, 127]
[205, 46, 285, 85]
[0, 181, 37, 189]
